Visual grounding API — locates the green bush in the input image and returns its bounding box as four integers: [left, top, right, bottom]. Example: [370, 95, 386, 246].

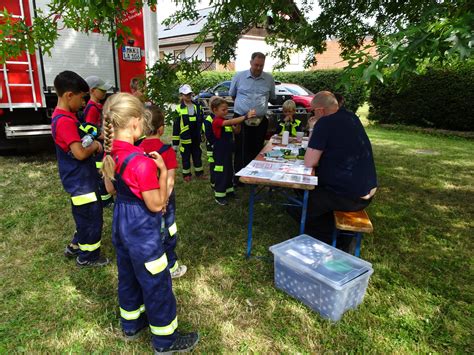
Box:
[180, 71, 234, 94]
[368, 63, 474, 131]
[182, 70, 367, 112]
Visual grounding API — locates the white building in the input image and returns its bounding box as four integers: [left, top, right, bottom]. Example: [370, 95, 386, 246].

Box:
[158, 7, 306, 72]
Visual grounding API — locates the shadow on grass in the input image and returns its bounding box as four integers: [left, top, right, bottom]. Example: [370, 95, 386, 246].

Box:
[1, 126, 473, 352]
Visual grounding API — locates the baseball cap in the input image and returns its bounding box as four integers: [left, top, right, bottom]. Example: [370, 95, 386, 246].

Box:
[179, 84, 193, 95]
[85, 76, 113, 91]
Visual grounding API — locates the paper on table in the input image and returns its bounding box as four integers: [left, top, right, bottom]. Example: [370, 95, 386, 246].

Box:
[271, 173, 318, 185]
[279, 164, 312, 175]
[248, 160, 284, 170]
[236, 167, 275, 179]
[248, 160, 312, 175]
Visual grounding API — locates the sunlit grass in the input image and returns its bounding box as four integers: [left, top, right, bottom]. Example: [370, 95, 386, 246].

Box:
[0, 126, 473, 352]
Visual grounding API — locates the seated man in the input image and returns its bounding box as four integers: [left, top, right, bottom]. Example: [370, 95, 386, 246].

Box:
[303, 91, 377, 251]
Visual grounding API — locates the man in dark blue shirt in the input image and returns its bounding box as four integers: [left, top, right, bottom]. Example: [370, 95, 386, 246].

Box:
[303, 91, 377, 251]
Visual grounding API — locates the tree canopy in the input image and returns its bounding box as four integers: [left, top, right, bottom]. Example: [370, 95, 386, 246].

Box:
[1, 0, 472, 93]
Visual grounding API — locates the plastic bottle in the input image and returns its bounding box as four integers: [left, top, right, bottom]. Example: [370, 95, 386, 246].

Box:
[81, 133, 95, 148]
[282, 130, 290, 145]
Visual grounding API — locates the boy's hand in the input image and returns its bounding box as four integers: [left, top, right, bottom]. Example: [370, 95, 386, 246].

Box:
[284, 115, 292, 123]
[148, 151, 166, 170]
[95, 141, 103, 154]
[246, 109, 256, 119]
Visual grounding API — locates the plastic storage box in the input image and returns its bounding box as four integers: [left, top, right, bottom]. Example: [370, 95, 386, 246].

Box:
[269, 234, 373, 321]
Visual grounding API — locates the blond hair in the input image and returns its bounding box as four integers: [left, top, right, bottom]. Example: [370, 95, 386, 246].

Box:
[101, 93, 151, 180]
[282, 99, 296, 112]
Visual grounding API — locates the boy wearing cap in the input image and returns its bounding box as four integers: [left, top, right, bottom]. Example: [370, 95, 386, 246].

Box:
[84, 76, 113, 207]
[172, 84, 204, 182]
[83, 76, 112, 128]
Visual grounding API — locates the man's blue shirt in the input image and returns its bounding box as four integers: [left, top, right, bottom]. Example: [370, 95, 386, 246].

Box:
[308, 108, 377, 198]
[229, 69, 275, 117]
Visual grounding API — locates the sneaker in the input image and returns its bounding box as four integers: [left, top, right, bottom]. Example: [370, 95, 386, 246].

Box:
[195, 174, 207, 180]
[123, 325, 147, 341]
[154, 331, 200, 354]
[64, 244, 80, 258]
[76, 255, 110, 267]
[215, 197, 228, 206]
[183, 176, 192, 182]
[170, 265, 187, 279]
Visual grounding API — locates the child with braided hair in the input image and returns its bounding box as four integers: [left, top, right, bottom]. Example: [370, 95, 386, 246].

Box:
[101, 93, 199, 353]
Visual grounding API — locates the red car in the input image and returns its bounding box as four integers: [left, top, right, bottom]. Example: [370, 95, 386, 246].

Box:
[276, 83, 315, 110]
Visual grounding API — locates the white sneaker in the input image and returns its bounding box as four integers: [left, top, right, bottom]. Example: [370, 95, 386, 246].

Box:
[170, 264, 187, 279]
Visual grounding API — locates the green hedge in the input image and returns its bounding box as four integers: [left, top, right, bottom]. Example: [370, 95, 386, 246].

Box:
[183, 70, 367, 112]
[181, 71, 234, 94]
[368, 63, 474, 131]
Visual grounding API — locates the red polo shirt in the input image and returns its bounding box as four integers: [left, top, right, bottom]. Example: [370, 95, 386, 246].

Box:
[112, 140, 160, 199]
[139, 138, 178, 170]
[212, 116, 225, 139]
[52, 108, 81, 152]
[84, 100, 102, 127]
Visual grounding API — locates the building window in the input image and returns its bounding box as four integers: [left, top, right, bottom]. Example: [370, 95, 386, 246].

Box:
[163, 22, 177, 31]
[205, 46, 213, 62]
[188, 15, 206, 26]
[174, 49, 185, 60]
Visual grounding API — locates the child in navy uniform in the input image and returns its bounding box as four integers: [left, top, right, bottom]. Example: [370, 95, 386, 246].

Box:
[51, 70, 108, 267]
[84, 75, 114, 207]
[209, 97, 255, 205]
[278, 100, 302, 137]
[172, 84, 204, 181]
[83, 76, 111, 128]
[202, 112, 216, 189]
[140, 105, 187, 279]
[101, 93, 199, 353]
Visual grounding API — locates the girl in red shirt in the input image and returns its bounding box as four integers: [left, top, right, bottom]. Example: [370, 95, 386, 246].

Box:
[101, 93, 199, 353]
[140, 105, 187, 279]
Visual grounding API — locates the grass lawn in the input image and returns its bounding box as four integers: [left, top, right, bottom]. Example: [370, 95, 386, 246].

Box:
[0, 126, 473, 353]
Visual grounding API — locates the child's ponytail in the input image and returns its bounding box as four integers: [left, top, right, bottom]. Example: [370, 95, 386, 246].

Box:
[101, 110, 116, 180]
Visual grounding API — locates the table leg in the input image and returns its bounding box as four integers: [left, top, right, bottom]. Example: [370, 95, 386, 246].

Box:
[246, 185, 256, 258]
[300, 190, 309, 234]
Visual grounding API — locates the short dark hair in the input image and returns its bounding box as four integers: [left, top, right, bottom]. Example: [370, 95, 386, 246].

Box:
[130, 77, 143, 91]
[54, 71, 89, 97]
[251, 52, 266, 61]
[209, 96, 228, 112]
[146, 105, 165, 134]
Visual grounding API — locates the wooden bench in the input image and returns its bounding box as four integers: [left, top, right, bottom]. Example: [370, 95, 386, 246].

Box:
[332, 210, 373, 257]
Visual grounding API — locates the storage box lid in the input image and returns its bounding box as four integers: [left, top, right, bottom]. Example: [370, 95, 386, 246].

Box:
[269, 235, 373, 288]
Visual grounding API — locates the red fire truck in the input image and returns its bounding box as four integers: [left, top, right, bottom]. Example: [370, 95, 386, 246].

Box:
[0, 0, 159, 149]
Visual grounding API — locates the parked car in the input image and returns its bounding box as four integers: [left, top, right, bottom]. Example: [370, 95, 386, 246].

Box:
[275, 83, 314, 110]
[195, 80, 293, 106]
[195, 81, 233, 100]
